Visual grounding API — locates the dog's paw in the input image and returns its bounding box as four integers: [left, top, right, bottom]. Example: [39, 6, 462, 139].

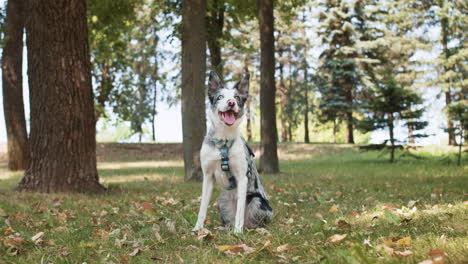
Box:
[233, 226, 243, 234]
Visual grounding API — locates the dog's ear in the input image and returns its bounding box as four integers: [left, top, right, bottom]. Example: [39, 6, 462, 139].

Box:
[208, 71, 223, 97]
[234, 71, 250, 97]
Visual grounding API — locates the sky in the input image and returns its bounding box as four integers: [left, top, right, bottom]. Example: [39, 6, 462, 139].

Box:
[0, 1, 450, 145]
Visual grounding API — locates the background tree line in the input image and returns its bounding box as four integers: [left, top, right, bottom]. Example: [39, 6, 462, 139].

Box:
[1, 0, 466, 193]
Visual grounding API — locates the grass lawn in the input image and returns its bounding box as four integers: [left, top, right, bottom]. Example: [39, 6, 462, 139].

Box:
[0, 143, 467, 263]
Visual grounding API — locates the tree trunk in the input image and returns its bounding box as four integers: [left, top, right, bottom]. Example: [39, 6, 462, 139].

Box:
[278, 57, 288, 142]
[2, 0, 28, 171]
[332, 119, 337, 144]
[207, 0, 224, 76]
[389, 114, 395, 163]
[439, 3, 455, 146]
[258, 0, 279, 173]
[346, 91, 354, 144]
[302, 13, 310, 144]
[408, 122, 415, 144]
[445, 90, 455, 145]
[17, 0, 105, 193]
[244, 58, 252, 142]
[182, 0, 207, 181]
[246, 96, 252, 142]
[457, 128, 463, 166]
[151, 83, 157, 142]
[303, 68, 310, 144]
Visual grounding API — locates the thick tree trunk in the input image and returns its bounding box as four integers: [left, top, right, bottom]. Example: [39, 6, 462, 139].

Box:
[17, 0, 105, 193]
[207, 0, 224, 76]
[2, 0, 28, 171]
[182, 0, 207, 181]
[258, 0, 279, 173]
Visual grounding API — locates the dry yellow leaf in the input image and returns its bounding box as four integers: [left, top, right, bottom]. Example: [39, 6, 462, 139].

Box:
[395, 237, 411, 247]
[326, 234, 347, 243]
[329, 205, 339, 213]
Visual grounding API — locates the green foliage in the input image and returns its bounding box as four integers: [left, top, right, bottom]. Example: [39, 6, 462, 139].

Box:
[316, 0, 360, 136]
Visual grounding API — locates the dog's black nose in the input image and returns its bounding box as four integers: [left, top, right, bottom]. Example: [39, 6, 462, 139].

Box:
[228, 100, 235, 107]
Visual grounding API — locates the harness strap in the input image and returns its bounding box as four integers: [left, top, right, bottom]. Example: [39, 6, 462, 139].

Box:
[211, 139, 237, 190]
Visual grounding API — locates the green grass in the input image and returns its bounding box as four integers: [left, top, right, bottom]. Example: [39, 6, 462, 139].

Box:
[0, 144, 467, 263]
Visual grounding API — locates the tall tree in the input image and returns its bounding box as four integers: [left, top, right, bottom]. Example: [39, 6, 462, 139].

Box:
[17, 0, 105, 193]
[206, 0, 224, 76]
[181, 0, 207, 181]
[1, 0, 28, 171]
[317, 0, 359, 144]
[258, 0, 279, 173]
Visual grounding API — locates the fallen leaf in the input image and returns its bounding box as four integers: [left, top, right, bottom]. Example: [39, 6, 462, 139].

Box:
[335, 191, 343, 197]
[0, 208, 7, 217]
[326, 234, 347, 243]
[31, 232, 45, 244]
[418, 260, 434, 264]
[382, 203, 398, 210]
[92, 229, 109, 241]
[407, 200, 417, 207]
[348, 212, 360, 218]
[196, 228, 215, 241]
[217, 244, 255, 256]
[429, 248, 447, 264]
[141, 202, 152, 211]
[395, 237, 411, 247]
[166, 220, 176, 233]
[260, 240, 272, 250]
[395, 250, 413, 257]
[329, 205, 339, 213]
[255, 228, 272, 236]
[276, 243, 296, 253]
[129, 248, 141, 256]
[337, 220, 351, 229]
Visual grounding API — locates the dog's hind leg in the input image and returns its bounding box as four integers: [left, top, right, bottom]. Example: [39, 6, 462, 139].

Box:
[244, 194, 274, 229]
[193, 171, 214, 231]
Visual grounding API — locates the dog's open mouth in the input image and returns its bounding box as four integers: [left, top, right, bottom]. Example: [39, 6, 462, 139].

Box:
[218, 110, 237, 126]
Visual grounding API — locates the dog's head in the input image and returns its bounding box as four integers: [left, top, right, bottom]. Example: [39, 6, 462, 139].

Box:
[207, 71, 250, 127]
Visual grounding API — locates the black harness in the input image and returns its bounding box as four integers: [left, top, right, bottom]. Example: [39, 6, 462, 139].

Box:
[211, 139, 255, 190]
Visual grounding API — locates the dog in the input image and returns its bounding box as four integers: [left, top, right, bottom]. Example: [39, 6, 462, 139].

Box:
[192, 71, 273, 233]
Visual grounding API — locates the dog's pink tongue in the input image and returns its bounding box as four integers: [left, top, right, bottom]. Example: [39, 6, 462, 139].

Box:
[223, 111, 236, 125]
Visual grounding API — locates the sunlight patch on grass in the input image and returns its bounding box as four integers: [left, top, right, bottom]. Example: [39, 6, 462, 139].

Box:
[97, 160, 183, 170]
[100, 173, 171, 184]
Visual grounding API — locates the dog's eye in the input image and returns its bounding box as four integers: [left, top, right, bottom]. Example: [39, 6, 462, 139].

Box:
[217, 95, 224, 101]
[234, 96, 240, 101]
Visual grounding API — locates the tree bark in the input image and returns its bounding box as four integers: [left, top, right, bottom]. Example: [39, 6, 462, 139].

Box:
[346, 94, 354, 144]
[408, 122, 415, 144]
[389, 113, 395, 163]
[17, 0, 105, 193]
[258, 0, 279, 173]
[303, 68, 310, 144]
[182, 0, 207, 181]
[206, 0, 224, 76]
[2, 0, 29, 171]
[439, 2, 455, 146]
[278, 55, 288, 142]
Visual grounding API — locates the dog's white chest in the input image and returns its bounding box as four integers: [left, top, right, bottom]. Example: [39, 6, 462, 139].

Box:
[200, 139, 248, 189]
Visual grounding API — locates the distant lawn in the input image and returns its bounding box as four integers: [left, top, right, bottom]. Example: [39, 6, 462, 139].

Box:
[0, 143, 466, 263]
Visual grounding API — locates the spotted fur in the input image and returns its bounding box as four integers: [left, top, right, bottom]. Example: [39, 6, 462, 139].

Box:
[193, 71, 273, 233]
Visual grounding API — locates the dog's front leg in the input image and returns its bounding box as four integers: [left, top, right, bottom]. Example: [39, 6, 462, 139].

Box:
[193, 172, 214, 231]
[234, 176, 248, 233]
